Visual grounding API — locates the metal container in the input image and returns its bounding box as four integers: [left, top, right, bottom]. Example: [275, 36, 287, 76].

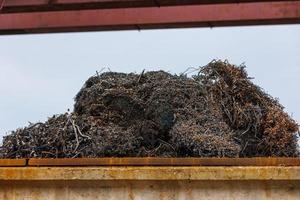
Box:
[1, 158, 300, 200]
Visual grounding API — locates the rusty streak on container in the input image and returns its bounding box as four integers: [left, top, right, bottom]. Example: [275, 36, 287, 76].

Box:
[0, 1, 299, 34]
[3, 0, 300, 13]
[0, 159, 27, 167]
[27, 157, 300, 166]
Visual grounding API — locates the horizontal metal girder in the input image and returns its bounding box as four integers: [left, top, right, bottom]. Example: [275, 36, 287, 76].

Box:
[2, 157, 300, 167]
[27, 157, 300, 166]
[0, 1, 299, 35]
[2, 0, 300, 12]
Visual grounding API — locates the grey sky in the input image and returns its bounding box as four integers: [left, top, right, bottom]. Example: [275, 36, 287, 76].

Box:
[0, 25, 300, 141]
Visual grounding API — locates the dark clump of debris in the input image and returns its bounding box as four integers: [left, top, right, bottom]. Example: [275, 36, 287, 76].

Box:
[0, 61, 299, 158]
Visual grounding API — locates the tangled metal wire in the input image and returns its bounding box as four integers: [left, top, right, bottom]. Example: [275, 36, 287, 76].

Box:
[0, 61, 298, 158]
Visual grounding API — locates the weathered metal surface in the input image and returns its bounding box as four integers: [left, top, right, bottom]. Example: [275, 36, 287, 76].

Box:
[0, 1, 299, 34]
[3, 0, 300, 13]
[1, 180, 300, 200]
[1, 165, 300, 199]
[0, 157, 300, 167]
[1, 166, 300, 180]
[0, 159, 26, 167]
[28, 157, 300, 166]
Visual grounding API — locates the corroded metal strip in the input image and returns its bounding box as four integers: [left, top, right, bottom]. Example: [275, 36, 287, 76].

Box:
[28, 157, 300, 166]
[1, 166, 300, 180]
[0, 159, 27, 167]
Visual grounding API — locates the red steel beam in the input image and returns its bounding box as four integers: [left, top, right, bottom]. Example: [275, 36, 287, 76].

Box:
[0, 1, 299, 34]
[3, 0, 298, 7]
[2, 0, 300, 12]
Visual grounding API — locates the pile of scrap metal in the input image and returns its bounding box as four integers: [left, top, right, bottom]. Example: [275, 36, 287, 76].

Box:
[0, 61, 298, 158]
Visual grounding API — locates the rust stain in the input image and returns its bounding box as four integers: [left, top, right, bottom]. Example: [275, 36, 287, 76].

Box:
[128, 185, 134, 200]
[0, 159, 26, 167]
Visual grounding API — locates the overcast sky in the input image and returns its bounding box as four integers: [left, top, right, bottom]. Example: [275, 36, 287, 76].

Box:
[0, 25, 299, 141]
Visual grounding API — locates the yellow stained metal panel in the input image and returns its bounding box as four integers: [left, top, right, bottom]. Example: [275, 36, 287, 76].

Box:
[1, 166, 300, 181]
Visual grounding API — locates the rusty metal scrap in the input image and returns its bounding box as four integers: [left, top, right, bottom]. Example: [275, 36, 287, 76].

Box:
[0, 61, 298, 158]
